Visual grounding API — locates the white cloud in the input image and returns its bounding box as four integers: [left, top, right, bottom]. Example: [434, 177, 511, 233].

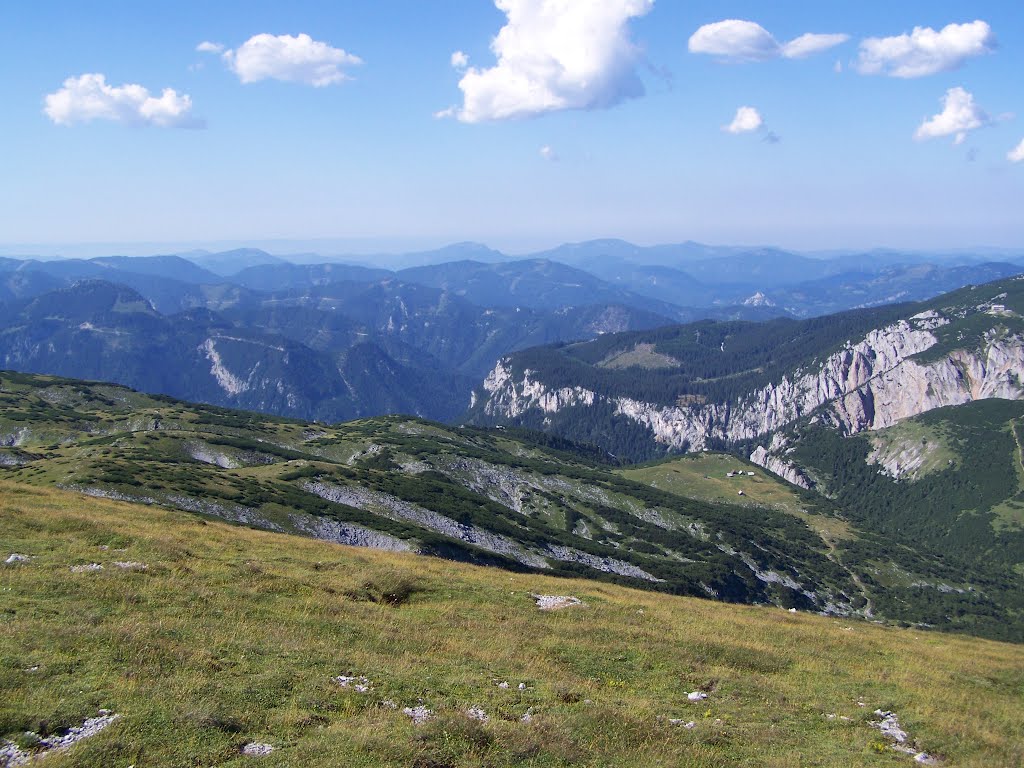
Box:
[447, 0, 653, 123]
[450, 50, 469, 70]
[44, 73, 200, 128]
[723, 106, 763, 134]
[689, 20, 777, 61]
[1008, 138, 1024, 164]
[782, 33, 851, 59]
[222, 33, 362, 86]
[857, 20, 995, 78]
[914, 87, 988, 144]
[688, 19, 848, 62]
[539, 144, 558, 161]
[196, 41, 225, 54]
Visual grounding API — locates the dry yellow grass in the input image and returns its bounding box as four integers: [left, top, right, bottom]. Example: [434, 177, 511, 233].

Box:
[1, 480, 1022, 767]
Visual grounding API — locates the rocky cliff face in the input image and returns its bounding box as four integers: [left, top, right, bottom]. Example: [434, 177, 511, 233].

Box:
[749, 443, 813, 489]
[826, 330, 1024, 433]
[479, 307, 1024, 482]
[482, 361, 596, 417]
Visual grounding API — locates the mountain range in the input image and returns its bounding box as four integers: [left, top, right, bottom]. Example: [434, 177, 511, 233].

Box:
[1, 240, 1020, 424]
[1, 246, 1023, 648]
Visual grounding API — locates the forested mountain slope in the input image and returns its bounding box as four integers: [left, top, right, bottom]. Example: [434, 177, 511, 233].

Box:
[2, 370, 1021, 641]
[472, 276, 1024, 462]
[0, 278, 673, 422]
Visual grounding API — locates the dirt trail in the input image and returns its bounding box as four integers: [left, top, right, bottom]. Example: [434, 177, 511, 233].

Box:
[820, 532, 874, 618]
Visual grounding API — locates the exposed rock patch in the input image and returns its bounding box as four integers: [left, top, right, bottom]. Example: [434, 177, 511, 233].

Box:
[242, 742, 274, 756]
[542, 545, 663, 582]
[871, 710, 939, 764]
[70, 563, 103, 573]
[532, 594, 583, 611]
[0, 712, 119, 766]
[749, 445, 812, 489]
[333, 675, 372, 693]
[288, 514, 413, 553]
[302, 480, 550, 569]
[402, 705, 434, 725]
[866, 438, 929, 480]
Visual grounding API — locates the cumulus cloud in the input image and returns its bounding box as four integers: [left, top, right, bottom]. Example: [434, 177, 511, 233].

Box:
[222, 33, 362, 86]
[690, 20, 776, 61]
[44, 73, 200, 128]
[446, 0, 653, 123]
[539, 144, 558, 161]
[196, 41, 225, 54]
[1009, 139, 1024, 164]
[723, 106, 763, 134]
[688, 19, 848, 62]
[857, 20, 995, 78]
[450, 50, 469, 70]
[914, 87, 988, 144]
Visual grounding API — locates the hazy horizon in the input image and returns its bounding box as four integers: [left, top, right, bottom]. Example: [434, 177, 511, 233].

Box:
[2, 235, 1024, 263]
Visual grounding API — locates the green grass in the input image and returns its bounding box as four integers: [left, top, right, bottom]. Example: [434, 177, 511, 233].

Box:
[619, 454, 856, 544]
[597, 343, 681, 371]
[622, 454, 807, 513]
[2, 481, 1023, 767]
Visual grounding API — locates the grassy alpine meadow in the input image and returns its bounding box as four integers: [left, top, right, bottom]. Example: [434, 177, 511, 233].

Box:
[1, 480, 1023, 767]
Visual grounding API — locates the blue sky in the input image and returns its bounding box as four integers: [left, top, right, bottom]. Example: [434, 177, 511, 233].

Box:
[1, 0, 1022, 256]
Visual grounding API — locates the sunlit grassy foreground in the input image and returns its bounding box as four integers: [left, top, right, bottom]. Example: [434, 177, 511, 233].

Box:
[1, 481, 1022, 767]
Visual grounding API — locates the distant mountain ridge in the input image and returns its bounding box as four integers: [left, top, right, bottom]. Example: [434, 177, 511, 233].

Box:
[0, 240, 1020, 425]
[0, 277, 676, 422]
[182, 248, 288, 276]
[5, 239, 1021, 318]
